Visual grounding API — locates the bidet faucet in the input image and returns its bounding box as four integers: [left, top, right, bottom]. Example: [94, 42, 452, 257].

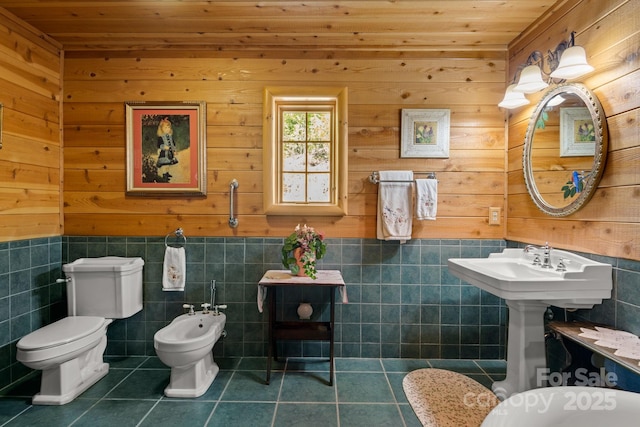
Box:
[183, 304, 195, 315]
[212, 304, 227, 316]
[210, 280, 216, 309]
[524, 242, 553, 269]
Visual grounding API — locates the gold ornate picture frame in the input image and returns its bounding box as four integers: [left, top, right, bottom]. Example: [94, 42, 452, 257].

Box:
[125, 101, 207, 196]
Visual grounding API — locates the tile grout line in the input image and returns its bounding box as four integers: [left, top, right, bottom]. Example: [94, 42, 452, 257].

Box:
[381, 359, 409, 427]
[0, 405, 31, 427]
[334, 358, 341, 427]
[72, 356, 151, 426]
[269, 357, 287, 427]
[203, 367, 237, 427]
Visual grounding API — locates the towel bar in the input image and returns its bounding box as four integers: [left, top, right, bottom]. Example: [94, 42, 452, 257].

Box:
[369, 171, 437, 184]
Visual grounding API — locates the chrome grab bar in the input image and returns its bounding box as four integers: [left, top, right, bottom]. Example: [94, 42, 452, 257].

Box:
[229, 179, 239, 228]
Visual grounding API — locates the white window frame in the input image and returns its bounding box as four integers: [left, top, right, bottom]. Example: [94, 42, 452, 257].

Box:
[263, 86, 348, 216]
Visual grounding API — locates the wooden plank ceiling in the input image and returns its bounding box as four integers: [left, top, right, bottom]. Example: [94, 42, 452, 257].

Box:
[0, 0, 561, 53]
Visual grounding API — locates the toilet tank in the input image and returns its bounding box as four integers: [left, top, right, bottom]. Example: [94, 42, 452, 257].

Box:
[62, 257, 144, 318]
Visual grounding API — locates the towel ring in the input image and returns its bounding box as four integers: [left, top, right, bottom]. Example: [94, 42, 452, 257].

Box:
[165, 228, 187, 248]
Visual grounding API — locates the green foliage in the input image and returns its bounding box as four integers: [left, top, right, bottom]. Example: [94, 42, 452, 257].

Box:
[283, 112, 306, 141]
[536, 110, 549, 129]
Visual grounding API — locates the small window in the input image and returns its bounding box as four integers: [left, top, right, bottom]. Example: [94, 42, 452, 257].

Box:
[263, 87, 348, 216]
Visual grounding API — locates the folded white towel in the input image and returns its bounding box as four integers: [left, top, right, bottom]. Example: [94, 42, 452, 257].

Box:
[162, 246, 186, 291]
[415, 178, 438, 220]
[376, 170, 414, 243]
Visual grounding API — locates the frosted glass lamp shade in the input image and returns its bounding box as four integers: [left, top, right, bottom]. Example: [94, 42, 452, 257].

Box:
[514, 65, 549, 93]
[498, 84, 530, 109]
[550, 46, 594, 80]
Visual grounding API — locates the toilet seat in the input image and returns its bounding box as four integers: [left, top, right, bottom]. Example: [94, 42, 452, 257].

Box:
[17, 316, 108, 364]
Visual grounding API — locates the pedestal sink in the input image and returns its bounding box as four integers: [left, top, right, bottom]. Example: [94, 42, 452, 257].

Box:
[448, 248, 612, 398]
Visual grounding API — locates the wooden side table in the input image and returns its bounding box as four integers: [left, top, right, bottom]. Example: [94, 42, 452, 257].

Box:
[258, 270, 345, 386]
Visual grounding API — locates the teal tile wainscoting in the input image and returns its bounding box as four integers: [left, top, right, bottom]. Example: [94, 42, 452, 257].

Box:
[0, 238, 64, 390]
[2, 235, 640, 395]
[60, 237, 508, 361]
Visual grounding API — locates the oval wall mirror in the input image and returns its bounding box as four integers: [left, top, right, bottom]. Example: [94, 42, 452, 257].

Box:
[523, 83, 608, 217]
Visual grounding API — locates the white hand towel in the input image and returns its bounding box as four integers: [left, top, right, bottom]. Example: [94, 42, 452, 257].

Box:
[376, 170, 414, 242]
[257, 285, 267, 313]
[162, 246, 186, 291]
[415, 178, 438, 220]
[339, 286, 349, 304]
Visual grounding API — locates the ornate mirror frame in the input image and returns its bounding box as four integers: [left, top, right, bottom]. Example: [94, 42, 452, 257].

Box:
[523, 83, 608, 217]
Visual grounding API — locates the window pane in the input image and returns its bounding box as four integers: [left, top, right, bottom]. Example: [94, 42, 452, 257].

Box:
[308, 112, 331, 141]
[283, 143, 306, 171]
[282, 173, 305, 202]
[283, 112, 306, 141]
[308, 143, 330, 172]
[308, 173, 330, 202]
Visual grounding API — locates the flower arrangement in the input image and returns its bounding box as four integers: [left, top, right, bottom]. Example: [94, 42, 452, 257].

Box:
[281, 224, 326, 279]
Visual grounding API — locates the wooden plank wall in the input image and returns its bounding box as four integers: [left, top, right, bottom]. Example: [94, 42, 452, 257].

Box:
[62, 49, 507, 240]
[506, 0, 640, 261]
[0, 9, 62, 242]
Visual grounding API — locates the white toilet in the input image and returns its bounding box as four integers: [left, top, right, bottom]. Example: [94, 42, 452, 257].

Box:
[16, 256, 144, 405]
[154, 310, 226, 398]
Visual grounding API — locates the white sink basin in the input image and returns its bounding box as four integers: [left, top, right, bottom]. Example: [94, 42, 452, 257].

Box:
[448, 248, 612, 309]
[482, 386, 640, 427]
[447, 247, 613, 397]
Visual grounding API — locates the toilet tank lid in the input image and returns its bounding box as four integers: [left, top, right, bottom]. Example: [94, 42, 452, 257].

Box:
[17, 316, 107, 351]
[62, 256, 144, 273]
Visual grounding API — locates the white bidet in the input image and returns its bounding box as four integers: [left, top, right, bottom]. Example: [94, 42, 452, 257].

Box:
[154, 311, 226, 398]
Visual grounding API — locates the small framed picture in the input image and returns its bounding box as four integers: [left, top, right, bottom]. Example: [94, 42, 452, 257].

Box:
[125, 101, 207, 196]
[560, 107, 596, 157]
[400, 109, 450, 158]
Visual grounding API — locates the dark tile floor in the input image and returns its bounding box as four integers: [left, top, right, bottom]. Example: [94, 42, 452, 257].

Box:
[0, 357, 506, 427]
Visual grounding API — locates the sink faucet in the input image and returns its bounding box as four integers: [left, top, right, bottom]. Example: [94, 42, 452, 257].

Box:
[524, 242, 553, 269]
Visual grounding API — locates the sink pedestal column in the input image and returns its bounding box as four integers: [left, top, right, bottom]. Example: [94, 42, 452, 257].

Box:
[492, 300, 548, 398]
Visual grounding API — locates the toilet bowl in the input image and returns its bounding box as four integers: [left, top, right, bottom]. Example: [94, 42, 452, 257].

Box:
[17, 317, 112, 404]
[16, 257, 144, 405]
[154, 311, 226, 398]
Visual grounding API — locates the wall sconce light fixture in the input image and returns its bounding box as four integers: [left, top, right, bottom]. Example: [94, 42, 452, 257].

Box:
[514, 65, 549, 94]
[499, 32, 594, 109]
[498, 84, 530, 109]
[549, 45, 594, 79]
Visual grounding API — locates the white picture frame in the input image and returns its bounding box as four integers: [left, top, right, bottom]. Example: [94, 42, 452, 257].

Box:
[400, 109, 450, 158]
[560, 107, 596, 157]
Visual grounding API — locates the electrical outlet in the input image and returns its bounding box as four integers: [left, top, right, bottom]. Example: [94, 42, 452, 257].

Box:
[489, 207, 501, 225]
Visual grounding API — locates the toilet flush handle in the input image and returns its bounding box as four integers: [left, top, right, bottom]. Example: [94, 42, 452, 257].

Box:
[56, 278, 71, 283]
